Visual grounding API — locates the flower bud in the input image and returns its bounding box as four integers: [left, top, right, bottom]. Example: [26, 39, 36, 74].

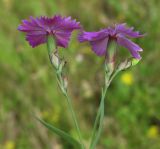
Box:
[63, 76, 68, 89]
[58, 59, 66, 73]
[117, 58, 140, 71]
[50, 52, 59, 69]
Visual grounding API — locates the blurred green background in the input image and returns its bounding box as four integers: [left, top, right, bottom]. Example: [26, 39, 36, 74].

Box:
[0, 0, 160, 149]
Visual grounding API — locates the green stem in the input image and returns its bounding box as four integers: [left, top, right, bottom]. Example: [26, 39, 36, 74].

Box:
[46, 37, 84, 149]
[63, 92, 85, 149]
[89, 70, 119, 149]
[54, 66, 85, 149]
[89, 84, 108, 149]
[55, 69, 85, 149]
[89, 89, 103, 147]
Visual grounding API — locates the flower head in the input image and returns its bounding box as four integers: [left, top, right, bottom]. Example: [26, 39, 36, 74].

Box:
[18, 15, 80, 48]
[121, 72, 133, 85]
[4, 141, 15, 149]
[78, 23, 144, 59]
[147, 125, 159, 139]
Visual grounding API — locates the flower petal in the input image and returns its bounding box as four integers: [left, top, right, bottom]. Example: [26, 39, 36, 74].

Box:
[55, 31, 71, 48]
[116, 23, 144, 38]
[26, 34, 47, 48]
[117, 35, 142, 59]
[18, 17, 47, 47]
[90, 37, 109, 56]
[78, 30, 107, 42]
[40, 16, 80, 31]
[18, 17, 44, 32]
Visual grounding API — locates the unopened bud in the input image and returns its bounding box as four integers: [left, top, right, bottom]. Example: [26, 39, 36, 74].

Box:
[58, 59, 66, 73]
[117, 59, 131, 71]
[50, 52, 59, 69]
[117, 58, 140, 71]
[63, 76, 68, 89]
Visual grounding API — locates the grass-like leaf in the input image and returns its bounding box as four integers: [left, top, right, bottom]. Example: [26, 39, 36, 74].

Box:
[36, 117, 82, 149]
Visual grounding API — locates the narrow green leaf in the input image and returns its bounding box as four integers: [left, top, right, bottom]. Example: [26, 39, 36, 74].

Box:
[36, 117, 81, 149]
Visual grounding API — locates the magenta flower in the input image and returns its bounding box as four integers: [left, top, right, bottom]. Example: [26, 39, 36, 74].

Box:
[78, 23, 144, 59]
[18, 15, 80, 48]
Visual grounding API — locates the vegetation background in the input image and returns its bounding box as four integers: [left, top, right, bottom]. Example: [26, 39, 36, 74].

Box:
[0, 0, 160, 149]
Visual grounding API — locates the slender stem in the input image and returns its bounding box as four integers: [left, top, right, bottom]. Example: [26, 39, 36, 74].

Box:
[89, 84, 108, 149]
[46, 37, 84, 148]
[89, 90, 102, 148]
[56, 67, 85, 149]
[53, 67, 85, 149]
[63, 91, 85, 149]
[89, 70, 119, 149]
